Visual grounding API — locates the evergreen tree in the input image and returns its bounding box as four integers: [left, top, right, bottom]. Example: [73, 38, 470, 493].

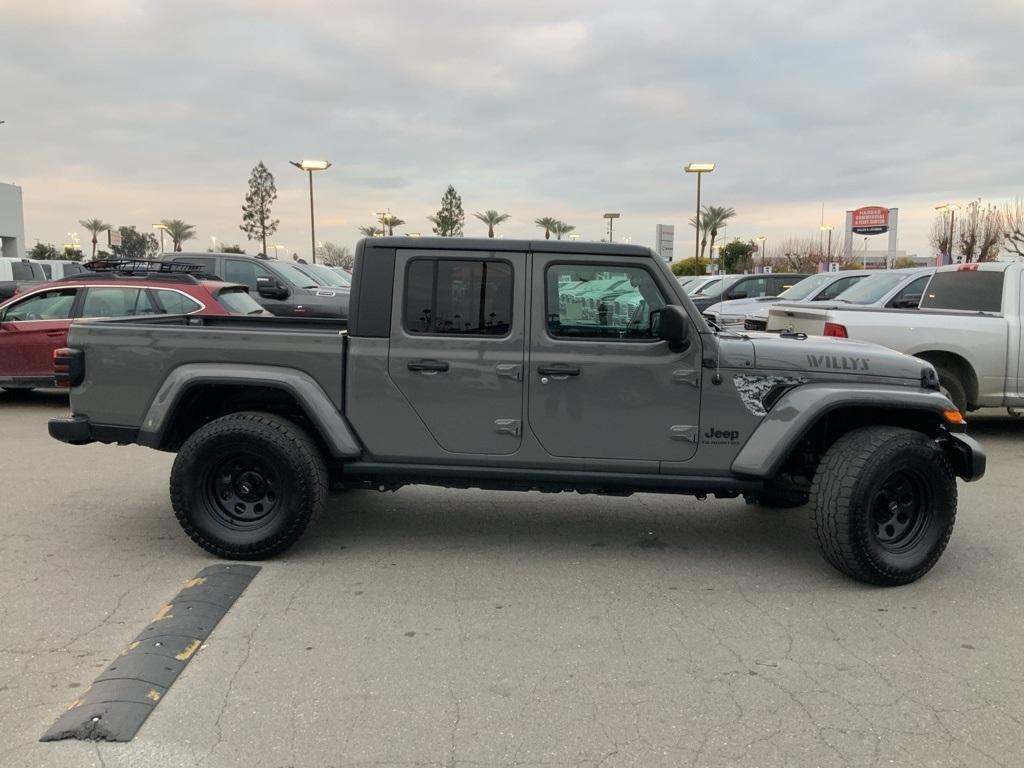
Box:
[428, 185, 464, 237]
[240, 161, 279, 254]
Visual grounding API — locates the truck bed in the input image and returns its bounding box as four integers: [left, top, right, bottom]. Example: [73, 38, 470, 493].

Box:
[67, 315, 347, 428]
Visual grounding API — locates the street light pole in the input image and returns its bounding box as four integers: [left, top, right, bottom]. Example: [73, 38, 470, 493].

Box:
[757, 235, 766, 272]
[685, 163, 715, 276]
[603, 213, 620, 243]
[290, 159, 331, 264]
[820, 225, 833, 271]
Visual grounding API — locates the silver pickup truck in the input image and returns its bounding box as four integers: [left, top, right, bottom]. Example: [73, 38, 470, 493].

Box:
[49, 237, 985, 585]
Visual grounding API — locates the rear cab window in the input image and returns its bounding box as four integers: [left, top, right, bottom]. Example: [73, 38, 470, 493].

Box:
[920, 270, 1005, 313]
[12, 261, 44, 281]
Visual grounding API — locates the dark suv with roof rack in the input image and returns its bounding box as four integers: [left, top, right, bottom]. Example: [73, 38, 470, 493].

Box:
[0, 259, 267, 392]
[165, 252, 349, 318]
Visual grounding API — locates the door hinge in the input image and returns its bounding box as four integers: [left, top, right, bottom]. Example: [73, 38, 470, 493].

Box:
[495, 363, 522, 381]
[669, 425, 698, 443]
[494, 418, 522, 436]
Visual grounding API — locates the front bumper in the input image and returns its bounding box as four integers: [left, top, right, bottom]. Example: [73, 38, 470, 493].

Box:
[941, 431, 986, 482]
[48, 415, 138, 446]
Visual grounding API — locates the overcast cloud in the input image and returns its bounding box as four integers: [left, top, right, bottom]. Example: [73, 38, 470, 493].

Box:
[2, 0, 1022, 258]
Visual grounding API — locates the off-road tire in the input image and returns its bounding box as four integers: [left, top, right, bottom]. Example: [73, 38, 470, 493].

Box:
[170, 411, 327, 559]
[934, 365, 967, 414]
[810, 426, 956, 586]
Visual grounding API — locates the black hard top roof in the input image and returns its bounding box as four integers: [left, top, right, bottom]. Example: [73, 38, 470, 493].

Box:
[364, 236, 655, 257]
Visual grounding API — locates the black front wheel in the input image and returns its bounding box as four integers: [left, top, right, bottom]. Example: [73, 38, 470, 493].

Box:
[170, 412, 327, 559]
[810, 426, 956, 586]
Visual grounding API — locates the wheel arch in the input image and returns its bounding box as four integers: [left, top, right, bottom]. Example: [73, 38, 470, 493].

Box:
[731, 383, 954, 480]
[139, 364, 361, 458]
[911, 351, 978, 410]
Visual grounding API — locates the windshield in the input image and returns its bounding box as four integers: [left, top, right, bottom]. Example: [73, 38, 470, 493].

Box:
[330, 268, 352, 286]
[295, 263, 350, 289]
[216, 287, 267, 315]
[690, 277, 720, 296]
[833, 272, 912, 304]
[274, 262, 324, 288]
[778, 273, 833, 301]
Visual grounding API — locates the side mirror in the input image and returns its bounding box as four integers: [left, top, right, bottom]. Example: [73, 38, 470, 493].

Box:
[651, 306, 691, 351]
[256, 276, 289, 300]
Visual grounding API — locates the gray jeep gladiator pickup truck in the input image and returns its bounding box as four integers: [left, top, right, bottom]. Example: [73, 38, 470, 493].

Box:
[49, 237, 985, 585]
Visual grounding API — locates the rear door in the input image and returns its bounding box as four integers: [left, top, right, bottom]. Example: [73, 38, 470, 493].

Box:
[387, 249, 526, 455]
[528, 255, 703, 462]
[0, 287, 79, 378]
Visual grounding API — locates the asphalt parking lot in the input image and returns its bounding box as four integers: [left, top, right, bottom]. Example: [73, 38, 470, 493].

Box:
[1, 390, 1023, 768]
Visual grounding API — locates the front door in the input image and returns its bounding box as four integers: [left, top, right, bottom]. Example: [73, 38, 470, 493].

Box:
[528, 256, 703, 462]
[387, 249, 526, 455]
[0, 287, 79, 379]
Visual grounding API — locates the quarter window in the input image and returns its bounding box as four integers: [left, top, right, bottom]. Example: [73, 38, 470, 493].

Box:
[155, 290, 203, 314]
[887, 275, 930, 308]
[404, 259, 513, 336]
[546, 264, 666, 340]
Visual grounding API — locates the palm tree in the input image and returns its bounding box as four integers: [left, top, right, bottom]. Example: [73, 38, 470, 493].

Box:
[552, 221, 576, 240]
[702, 205, 737, 264]
[473, 210, 511, 238]
[79, 218, 111, 259]
[160, 219, 196, 252]
[358, 225, 383, 237]
[385, 217, 404, 236]
[534, 216, 559, 240]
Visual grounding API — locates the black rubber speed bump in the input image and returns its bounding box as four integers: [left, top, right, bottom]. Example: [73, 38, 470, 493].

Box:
[41, 563, 260, 742]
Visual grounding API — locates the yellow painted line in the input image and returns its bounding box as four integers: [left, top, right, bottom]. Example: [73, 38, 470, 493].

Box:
[67, 685, 91, 710]
[181, 577, 207, 589]
[121, 640, 141, 655]
[151, 604, 173, 622]
[175, 639, 202, 662]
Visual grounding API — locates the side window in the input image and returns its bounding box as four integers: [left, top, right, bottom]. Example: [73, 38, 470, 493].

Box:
[2, 289, 77, 321]
[816, 275, 863, 301]
[38, 262, 53, 279]
[12, 262, 42, 281]
[174, 256, 218, 278]
[224, 259, 270, 290]
[546, 264, 666, 340]
[729, 277, 768, 299]
[155, 290, 203, 314]
[772, 277, 800, 295]
[64, 263, 84, 276]
[886, 275, 929, 308]
[80, 287, 157, 318]
[403, 259, 512, 336]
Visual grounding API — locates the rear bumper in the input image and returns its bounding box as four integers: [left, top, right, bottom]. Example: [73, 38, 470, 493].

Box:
[941, 431, 986, 482]
[48, 415, 138, 446]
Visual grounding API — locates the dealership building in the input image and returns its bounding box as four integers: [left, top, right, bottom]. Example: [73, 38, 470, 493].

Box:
[0, 182, 26, 259]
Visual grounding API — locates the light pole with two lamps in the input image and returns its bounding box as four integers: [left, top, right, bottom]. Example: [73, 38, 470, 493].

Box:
[603, 213, 620, 242]
[290, 159, 331, 263]
[684, 163, 715, 276]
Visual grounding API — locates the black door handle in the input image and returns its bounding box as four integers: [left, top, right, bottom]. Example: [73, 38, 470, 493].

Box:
[538, 365, 581, 377]
[408, 359, 450, 372]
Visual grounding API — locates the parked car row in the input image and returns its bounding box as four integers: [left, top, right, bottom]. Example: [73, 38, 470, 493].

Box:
[0, 259, 268, 391]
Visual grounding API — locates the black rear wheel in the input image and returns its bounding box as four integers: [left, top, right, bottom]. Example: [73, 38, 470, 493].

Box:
[170, 412, 326, 559]
[810, 426, 956, 586]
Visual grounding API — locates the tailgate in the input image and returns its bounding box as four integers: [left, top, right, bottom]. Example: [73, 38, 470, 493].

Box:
[766, 305, 831, 334]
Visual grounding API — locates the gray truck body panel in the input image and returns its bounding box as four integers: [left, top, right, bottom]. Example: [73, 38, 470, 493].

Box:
[54, 237, 983, 489]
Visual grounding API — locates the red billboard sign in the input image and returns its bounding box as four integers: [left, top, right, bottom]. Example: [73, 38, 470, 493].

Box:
[851, 206, 889, 235]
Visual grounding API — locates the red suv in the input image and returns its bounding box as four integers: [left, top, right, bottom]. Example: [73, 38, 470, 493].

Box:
[0, 260, 266, 392]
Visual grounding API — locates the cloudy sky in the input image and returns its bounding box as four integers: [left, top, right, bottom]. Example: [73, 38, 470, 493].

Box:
[2, 0, 1022, 260]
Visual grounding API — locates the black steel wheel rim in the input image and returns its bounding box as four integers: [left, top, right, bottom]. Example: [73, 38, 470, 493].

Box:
[870, 469, 932, 554]
[203, 451, 284, 530]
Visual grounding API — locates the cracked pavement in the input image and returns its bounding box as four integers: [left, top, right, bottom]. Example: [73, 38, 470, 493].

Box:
[1, 390, 1023, 767]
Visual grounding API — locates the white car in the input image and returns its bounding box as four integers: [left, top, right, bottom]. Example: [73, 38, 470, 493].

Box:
[734, 270, 871, 331]
[34, 260, 90, 281]
[783, 263, 1023, 414]
[0, 257, 46, 301]
[766, 267, 935, 335]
